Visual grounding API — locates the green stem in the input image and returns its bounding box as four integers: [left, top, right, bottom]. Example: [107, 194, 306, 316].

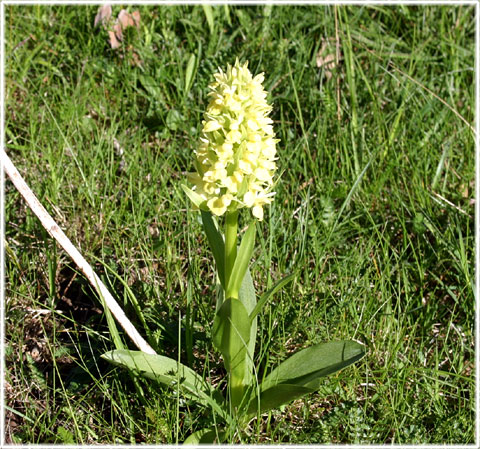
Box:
[224, 210, 238, 299]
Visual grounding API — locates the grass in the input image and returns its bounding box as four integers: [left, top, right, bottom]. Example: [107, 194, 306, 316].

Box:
[4, 3, 475, 444]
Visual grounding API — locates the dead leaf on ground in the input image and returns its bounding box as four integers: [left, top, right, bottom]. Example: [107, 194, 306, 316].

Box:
[127, 45, 143, 67]
[94, 4, 112, 28]
[118, 9, 141, 29]
[109, 9, 141, 48]
[107, 29, 121, 50]
[95, 6, 141, 50]
[316, 37, 342, 81]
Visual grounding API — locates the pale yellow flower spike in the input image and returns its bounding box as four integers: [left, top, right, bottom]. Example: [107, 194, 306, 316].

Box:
[191, 60, 279, 220]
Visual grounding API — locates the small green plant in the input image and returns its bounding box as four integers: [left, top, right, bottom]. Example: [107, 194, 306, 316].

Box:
[101, 59, 365, 443]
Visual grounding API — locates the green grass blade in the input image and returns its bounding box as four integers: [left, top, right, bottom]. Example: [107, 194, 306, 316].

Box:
[249, 272, 296, 320]
[91, 255, 150, 344]
[202, 5, 215, 34]
[184, 53, 196, 97]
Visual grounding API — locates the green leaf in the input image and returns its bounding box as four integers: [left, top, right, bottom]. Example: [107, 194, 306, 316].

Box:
[238, 268, 256, 385]
[201, 210, 225, 288]
[138, 74, 161, 97]
[102, 349, 207, 391]
[56, 426, 75, 444]
[226, 221, 256, 299]
[101, 350, 229, 421]
[92, 254, 151, 345]
[238, 267, 256, 315]
[262, 341, 365, 391]
[202, 4, 215, 34]
[263, 3, 273, 17]
[215, 282, 225, 313]
[184, 53, 196, 96]
[223, 4, 231, 26]
[249, 272, 296, 320]
[184, 428, 222, 445]
[181, 184, 206, 210]
[247, 384, 314, 415]
[166, 109, 183, 131]
[213, 299, 251, 373]
[248, 341, 365, 416]
[212, 298, 251, 405]
[96, 280, 124, 350]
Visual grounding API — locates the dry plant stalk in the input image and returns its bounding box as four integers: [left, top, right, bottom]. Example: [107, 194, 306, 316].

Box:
[1, 148, 155, 355]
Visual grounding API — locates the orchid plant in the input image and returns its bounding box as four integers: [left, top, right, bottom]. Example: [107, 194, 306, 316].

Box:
[101, 60, 365, 444]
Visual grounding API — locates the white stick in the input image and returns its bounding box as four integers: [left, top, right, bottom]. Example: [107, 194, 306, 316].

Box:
[2, 148, 156, 355]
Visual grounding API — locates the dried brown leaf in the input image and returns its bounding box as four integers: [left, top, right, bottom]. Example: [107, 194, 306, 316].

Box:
[108, 30, 121, 49]
[113, 21, 123, 41]
[94, 4, 112, 28]
[131, 10, 141, 28]
[129, 49, 142, 67]
[108, 9, 141, 48]
[316, 37, 341, 81]
[117, 9, 140, 30]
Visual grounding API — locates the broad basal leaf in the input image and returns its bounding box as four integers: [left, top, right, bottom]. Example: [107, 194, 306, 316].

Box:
[262, 340, 365, 391]
[247, 384, 314, 415]
[184, 427, 223, 445]
[247, 341, 365, 416]
[102, 349, 207, 391]
[101, 350, 228, 420]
